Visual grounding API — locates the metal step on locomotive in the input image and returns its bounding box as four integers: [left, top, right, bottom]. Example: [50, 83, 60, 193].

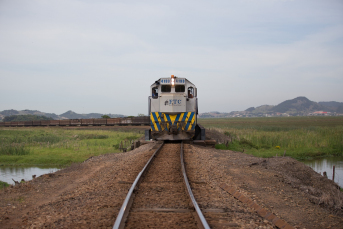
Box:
[145, 75, 205, 141]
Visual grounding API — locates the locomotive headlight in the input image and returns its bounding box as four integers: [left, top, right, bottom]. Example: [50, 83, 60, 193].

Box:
[171, 78, 175, 85]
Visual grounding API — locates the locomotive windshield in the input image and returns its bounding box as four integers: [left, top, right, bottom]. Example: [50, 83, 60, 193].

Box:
[175, 85, 185, 92]
[161, 85, 171, 92]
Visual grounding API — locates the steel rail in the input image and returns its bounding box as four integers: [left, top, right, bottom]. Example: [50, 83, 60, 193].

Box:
[180, 142, 210, 229]
[112, 143, 164, 229]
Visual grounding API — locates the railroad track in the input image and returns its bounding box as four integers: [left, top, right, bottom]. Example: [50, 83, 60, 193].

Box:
[113, 142, 210, 229]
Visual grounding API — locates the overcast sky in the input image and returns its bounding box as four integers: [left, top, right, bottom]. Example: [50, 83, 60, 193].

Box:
[1, 0, 342, 115]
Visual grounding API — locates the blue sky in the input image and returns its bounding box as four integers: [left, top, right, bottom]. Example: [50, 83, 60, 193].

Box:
[0, 0, 342, 115]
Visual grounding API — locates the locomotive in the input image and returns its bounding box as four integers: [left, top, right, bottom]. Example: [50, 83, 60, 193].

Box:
[146, 75, 205, 141]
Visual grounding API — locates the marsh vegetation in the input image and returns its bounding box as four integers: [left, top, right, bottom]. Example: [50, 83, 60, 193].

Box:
[0, 127, 142, 166]
[199, 116, 343, 160]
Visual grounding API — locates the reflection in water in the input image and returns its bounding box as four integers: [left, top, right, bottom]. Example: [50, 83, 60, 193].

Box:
[303, 157, 343, 188]
[0, 166, 61, 185]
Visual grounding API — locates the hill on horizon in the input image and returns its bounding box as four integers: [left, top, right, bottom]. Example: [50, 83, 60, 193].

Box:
[0, 109, 125, 121]
[271, 96, 327, 113]
[200, 96, 343, 118]
[3, 115, 54, 122]
[245, 96, 343, 114]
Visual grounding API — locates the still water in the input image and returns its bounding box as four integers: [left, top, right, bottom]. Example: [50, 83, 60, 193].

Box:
[302, 157, 343, 188]
[0, 165, 61, 185]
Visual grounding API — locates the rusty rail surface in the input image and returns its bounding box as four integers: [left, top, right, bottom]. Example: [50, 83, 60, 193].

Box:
[180, 142, 210, 229]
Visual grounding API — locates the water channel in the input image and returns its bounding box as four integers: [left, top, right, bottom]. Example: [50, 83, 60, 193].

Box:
[302, 156, 343, 188]
[0, 165, 61, 185]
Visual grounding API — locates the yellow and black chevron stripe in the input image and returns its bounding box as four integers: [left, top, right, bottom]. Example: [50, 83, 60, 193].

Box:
[150, 112, 196, 131]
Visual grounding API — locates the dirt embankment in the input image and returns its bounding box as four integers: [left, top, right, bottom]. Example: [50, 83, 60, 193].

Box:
[190, 145, 343, 228]
[0, 143, 159, 228]
[0, 131, 342, 228]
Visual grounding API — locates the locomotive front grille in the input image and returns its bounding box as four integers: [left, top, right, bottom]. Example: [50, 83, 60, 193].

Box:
[150, 112, 195, 132]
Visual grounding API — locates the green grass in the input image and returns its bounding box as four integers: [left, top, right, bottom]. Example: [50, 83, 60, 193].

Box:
[0, 143, 31, 156]
[0, 180, 10, 189]
[0, 127, 143, 166]
[199, 116, 343, 160]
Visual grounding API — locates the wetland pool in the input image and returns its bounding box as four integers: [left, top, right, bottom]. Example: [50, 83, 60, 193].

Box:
[302, 156, 343, 188]
[0, 165, 61, 185]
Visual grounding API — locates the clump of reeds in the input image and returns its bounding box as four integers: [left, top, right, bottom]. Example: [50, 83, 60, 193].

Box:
[0, 143, 31, 155]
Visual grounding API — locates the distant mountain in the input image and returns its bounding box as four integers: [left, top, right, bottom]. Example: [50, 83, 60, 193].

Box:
[59, 110, 124, 119]
[0, 109, 60, 119]
[199, 97, 343, 118]
[318, 101, 343, 108]
[0, 109, 125, 121]
[245, 107, 255, 112]
[59, 110, 103, 119]
[0, 110, 19, 116]
[3, 115, 54, 122]
[318, 101, 343, 113]
[246, 105, 274, 114]
[271, 96, 326, 114]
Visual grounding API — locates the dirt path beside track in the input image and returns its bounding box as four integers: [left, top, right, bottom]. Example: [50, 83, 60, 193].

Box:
[1, 141, 342, 228]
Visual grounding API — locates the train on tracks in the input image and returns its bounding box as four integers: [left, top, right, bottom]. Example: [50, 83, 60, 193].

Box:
[1, 75, 205, 141]
[0, 116, 150, 127]
[146, 75, 205, 141]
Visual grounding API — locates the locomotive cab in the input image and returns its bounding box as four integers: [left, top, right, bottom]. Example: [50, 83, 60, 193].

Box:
[148, 75, 200, 141]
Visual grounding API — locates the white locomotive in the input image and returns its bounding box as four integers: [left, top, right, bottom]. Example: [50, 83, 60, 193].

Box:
[146, 75, 204, 141]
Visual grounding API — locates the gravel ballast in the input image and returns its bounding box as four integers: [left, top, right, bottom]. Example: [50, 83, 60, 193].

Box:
[1, 141, 342, 228]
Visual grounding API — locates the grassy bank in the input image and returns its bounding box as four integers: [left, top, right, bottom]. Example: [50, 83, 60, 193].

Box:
[0, 180, 10, 190]
[0, 127, 143, 166]
[199, 116, 343, 160]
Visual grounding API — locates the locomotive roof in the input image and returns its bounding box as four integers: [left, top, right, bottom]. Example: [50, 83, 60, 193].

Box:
[151, 77, 195, 87]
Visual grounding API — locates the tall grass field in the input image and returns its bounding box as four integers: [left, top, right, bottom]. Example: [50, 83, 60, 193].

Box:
[0, 127, 143, 166]
[199, 116, 343, 160]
